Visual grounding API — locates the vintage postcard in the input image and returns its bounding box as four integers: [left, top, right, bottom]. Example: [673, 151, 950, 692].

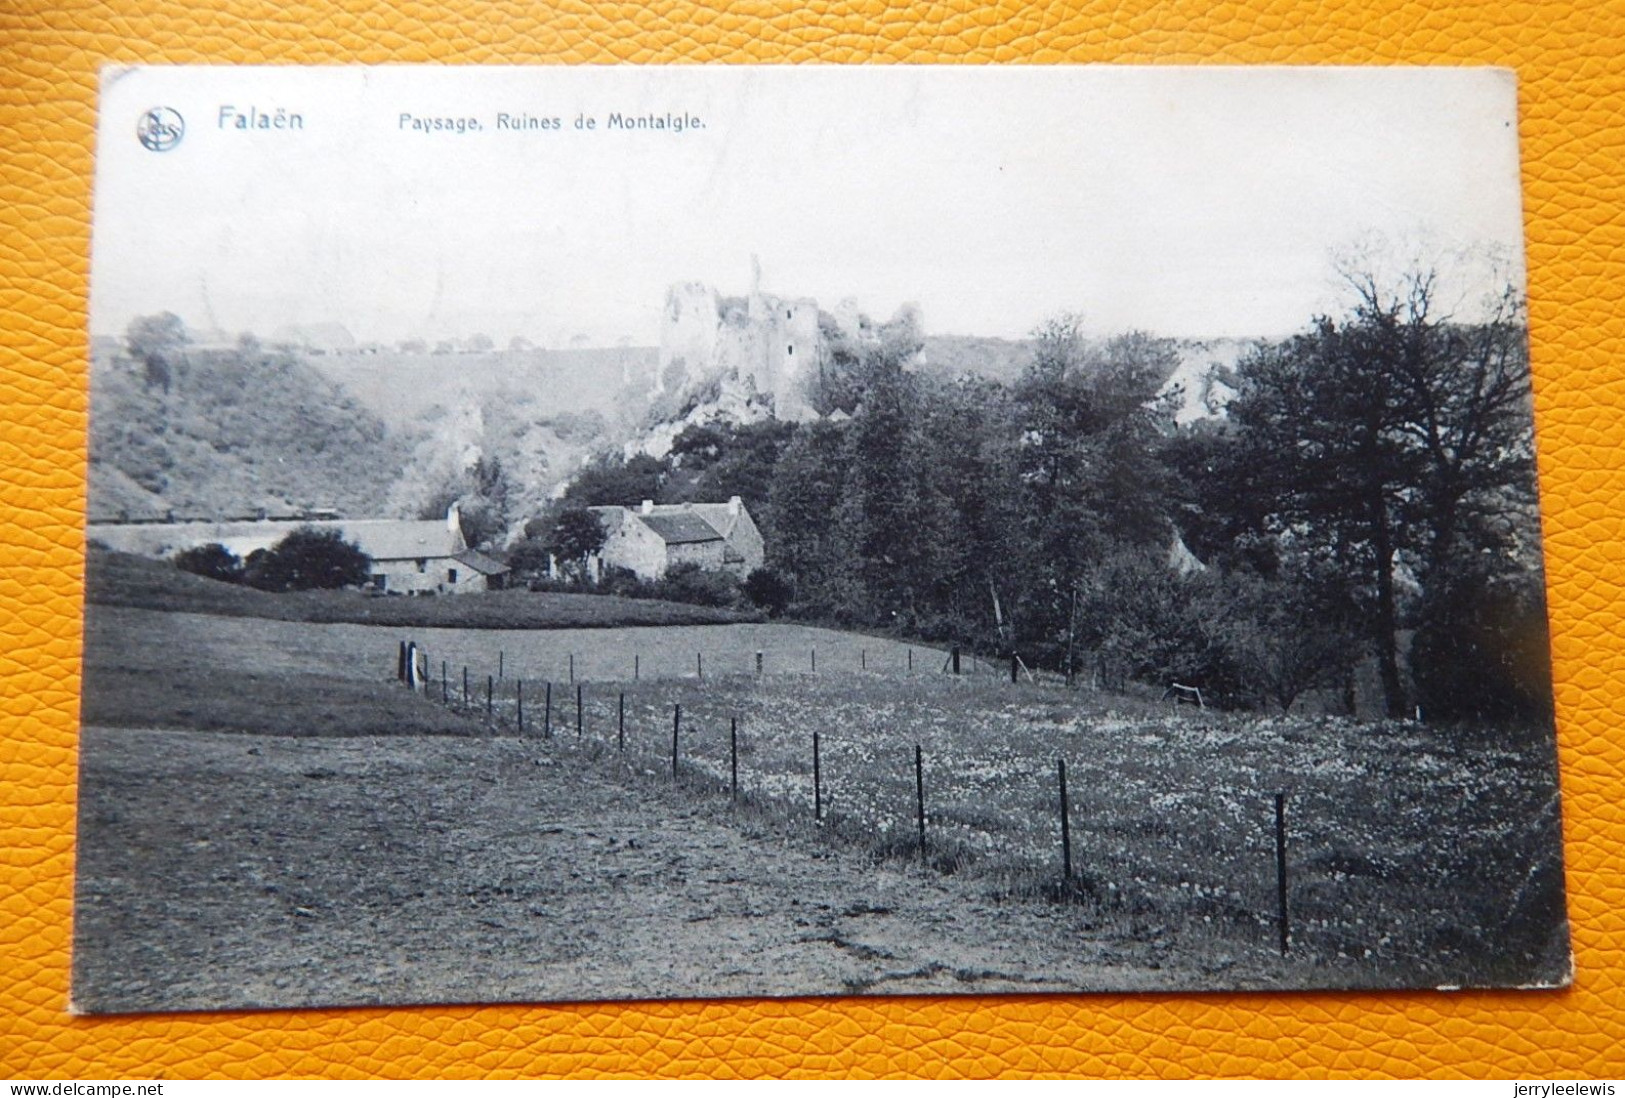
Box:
[75, 65, 1568, 1013]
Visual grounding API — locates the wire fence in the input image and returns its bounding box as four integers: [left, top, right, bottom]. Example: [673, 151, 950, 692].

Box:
[390, 636, 1559, 981]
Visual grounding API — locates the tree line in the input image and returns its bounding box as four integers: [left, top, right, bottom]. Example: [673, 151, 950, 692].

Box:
[542, 258, 1551, 726]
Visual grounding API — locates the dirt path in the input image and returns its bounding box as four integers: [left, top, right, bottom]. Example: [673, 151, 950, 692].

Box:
[73, 728, 1203, 1013]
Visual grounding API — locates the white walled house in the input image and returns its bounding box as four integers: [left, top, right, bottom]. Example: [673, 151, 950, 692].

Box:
[569, 497, 765, 582]
[87, 504, 509, 594]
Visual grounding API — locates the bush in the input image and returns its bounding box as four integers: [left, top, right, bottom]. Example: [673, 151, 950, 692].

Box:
[243, 527, 372, 592]
[1075, 549, 1251, 706]
[600, 565, 645, 598]
[653, 562, 741, 608]
[743, 567, 793, 616]
[505, 536, 552, 582]
[1411, 575, 1555, 727]
[174, 542, 243, 584]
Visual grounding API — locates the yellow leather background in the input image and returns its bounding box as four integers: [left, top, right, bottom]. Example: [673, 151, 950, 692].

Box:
[3, 0, 1623, 1079]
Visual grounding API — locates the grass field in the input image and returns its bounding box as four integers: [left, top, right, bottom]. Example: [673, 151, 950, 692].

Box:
[451, 669, 1567, 990]
[77, 603, 1570, 1000]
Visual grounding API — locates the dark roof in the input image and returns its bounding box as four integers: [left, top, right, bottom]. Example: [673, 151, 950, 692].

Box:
[637, 512, 725, 545]
[453, 548, 511, 576]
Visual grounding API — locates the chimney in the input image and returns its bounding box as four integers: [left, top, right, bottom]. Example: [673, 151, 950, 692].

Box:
[447, 501, 463, 537]
[728, 495, 742, 516]
[640, 500, 654, 515]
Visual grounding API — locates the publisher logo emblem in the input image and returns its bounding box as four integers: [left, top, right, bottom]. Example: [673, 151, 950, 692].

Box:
[136, 107, 184, 152]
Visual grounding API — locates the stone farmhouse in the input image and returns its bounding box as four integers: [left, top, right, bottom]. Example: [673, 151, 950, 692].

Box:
[568, 497, 765, 582]
[86, 505, 509, 594]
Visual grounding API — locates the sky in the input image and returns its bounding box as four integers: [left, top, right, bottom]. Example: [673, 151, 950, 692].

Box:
[89, 65, 1527, 346]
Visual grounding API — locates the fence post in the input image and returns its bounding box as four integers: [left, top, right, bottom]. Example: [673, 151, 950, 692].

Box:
[517, 680, 524, 733]
[576, 684, 584, 737]
[1011, 653, 1019, 685]
[915, 744, 927, 859]
[486, 674, 493, 720]
[397, 640, 407, 682]
[697, 652, 703, 681]
[1275, 792, 1290, 956]
[730, 717, 738, 801]
[544, 681, 552, 737]
[1058, 759, 1072, 881]
[756, 651, 763, 678]
[635, 653, 639, 682]
[861, 649, 866, 671]
[907, 648, 913, 672]
[951, 646, 961, 675]
[671, 703, 681, 778]
[463, 667, 469, 707]
[811, 647, 817, 674]
[618, 692, 626, 751]
[569, 653, 575, 684]
[499, 650, 504, 681]
[813, 731, 822, 822]
[441, 660, 448, 705]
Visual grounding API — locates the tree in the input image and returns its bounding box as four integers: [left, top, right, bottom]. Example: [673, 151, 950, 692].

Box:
[1410, 567, 1553, 725]
[243, 527, 371, 591]
[912, 374, 1024, 642]
[174, 542, 243, 584]
[545, 506, 608, 582]
[505, 536, 552, 582]
[1227, 255, 1539, 719]
[1075, 548, 1238, 698]
[765, 420, 853, 615]
[743, 567, 793, 616]
[465, 333, 495, 353]
[833, 343, 930, 624]
[561, 453, 667, 509]
[1009, 319, 1177, 657]
[419, 455, 514, 549]
[1221, 559, 1363, 712]
[125, 312, 188, 393]
[1229, 317, 1416, 715]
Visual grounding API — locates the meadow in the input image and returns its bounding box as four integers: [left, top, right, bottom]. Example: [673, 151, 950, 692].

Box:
[434, 649, 1567, 990]
[77, 596, 1569, 998]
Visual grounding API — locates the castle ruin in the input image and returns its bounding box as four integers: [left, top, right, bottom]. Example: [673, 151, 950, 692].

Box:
[657, 260, 823, 422]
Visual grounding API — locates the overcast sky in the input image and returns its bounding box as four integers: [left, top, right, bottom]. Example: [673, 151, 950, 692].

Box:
[90, 65, 1526, 346]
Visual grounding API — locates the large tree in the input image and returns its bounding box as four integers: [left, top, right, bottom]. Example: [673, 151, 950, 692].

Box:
[764, 420, 853, 615]
[1009, 319, 1177, 656]
[1227, 258, 1538, 719]
[544, 506, 609, 582]
[243, 527, 371, 592]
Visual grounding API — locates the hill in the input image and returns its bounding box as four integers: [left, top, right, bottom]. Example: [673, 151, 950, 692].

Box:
[88, 345, 411, 521]
[306, 346, 658, 429]
[917, 334, 1034, 385]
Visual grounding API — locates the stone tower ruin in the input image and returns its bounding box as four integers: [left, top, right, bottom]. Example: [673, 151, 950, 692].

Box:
[656, 263, 822, 422]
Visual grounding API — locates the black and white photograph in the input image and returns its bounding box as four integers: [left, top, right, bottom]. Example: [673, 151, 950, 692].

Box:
[74, 65, 1568, 1013]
